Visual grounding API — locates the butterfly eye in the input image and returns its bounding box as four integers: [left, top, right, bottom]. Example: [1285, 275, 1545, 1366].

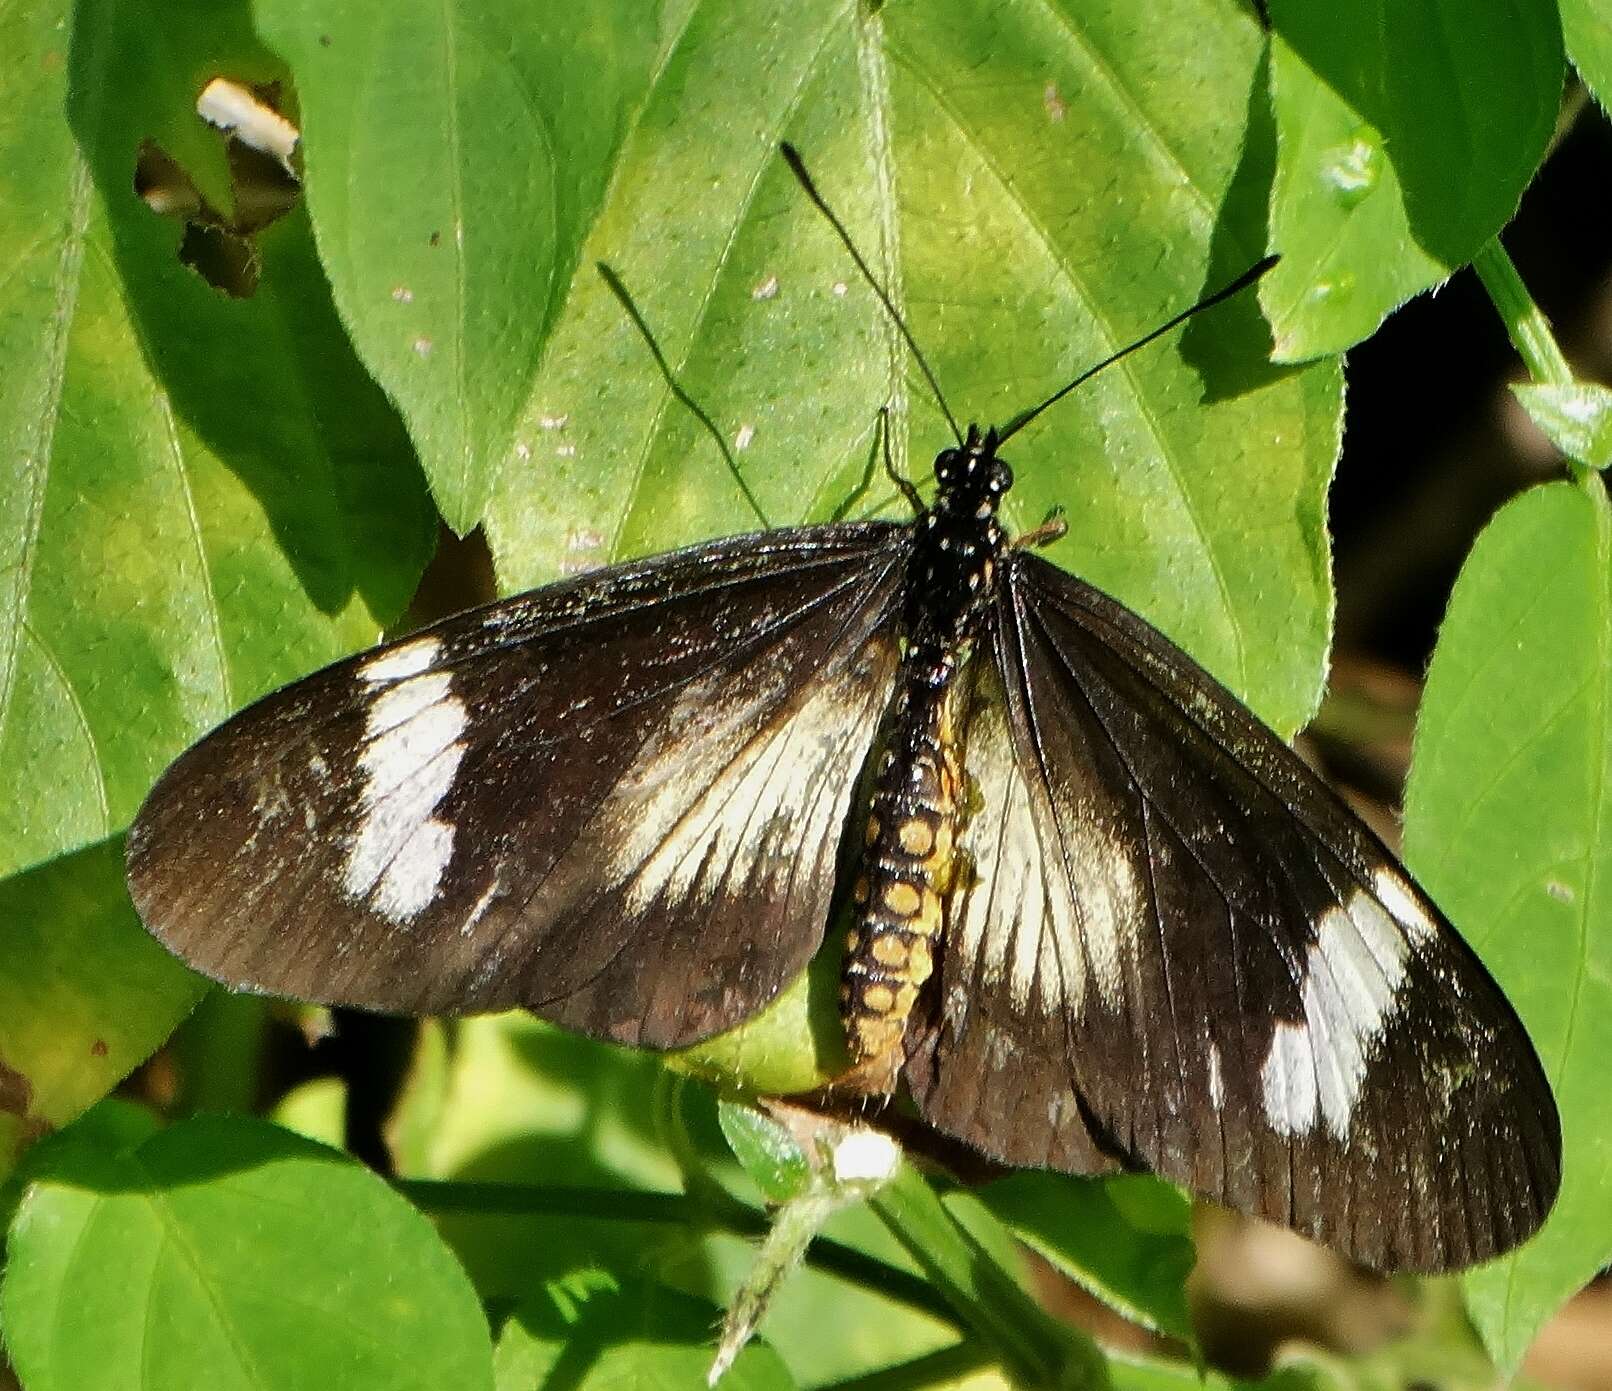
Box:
[991, 461, 1013, 493]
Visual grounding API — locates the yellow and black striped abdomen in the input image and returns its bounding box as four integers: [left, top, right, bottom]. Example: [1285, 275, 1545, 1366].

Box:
[840, 684, 964, 1089]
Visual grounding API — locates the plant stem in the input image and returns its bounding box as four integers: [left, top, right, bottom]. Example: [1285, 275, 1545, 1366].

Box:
[394, 1178, 956, 1324]
[1470, 238, 1572, 387]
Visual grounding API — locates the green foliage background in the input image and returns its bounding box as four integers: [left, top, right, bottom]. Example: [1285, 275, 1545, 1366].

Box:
[1, 0, 1608, 1386]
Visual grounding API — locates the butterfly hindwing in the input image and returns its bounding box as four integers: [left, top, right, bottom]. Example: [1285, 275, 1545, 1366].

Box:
[127, 525, 907, 1048]
[905, 549, 1559, 1272]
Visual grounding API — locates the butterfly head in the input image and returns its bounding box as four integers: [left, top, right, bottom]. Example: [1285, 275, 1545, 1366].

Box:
[933, 425, 1013, 519]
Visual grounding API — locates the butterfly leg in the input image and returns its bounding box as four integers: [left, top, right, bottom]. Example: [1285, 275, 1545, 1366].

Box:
[878, 406, 926, 514]
[1014, 507, 1068, 550]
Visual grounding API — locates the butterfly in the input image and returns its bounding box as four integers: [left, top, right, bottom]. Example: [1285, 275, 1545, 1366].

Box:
[125, 147, 1559, 1276]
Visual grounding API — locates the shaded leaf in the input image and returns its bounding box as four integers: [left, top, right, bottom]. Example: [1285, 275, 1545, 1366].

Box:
[0, 839, 204, 1180]
[493, 1269, 795, 1390]
[1264, 0, 1561, 358]
[977, 1172, 1195, 1344]
[1, 0, 436, 881]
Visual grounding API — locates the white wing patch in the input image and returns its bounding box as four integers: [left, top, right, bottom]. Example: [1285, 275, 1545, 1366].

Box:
[342, 670, 467, 923]
[608, 651, 893, 914]
[956, 696, 1087, 1018]
[1260, 885, 1413, 1139]
[360, 635, 443, 685]
[1261, 1023, 1318, 1134]
[1372, 865, 1438, 944]
[1207, 1040, 1226, 1110]
[956, 688, 1147, 1019]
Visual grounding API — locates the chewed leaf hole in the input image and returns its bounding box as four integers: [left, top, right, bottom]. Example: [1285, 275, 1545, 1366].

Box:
[133, 80, 302, 299]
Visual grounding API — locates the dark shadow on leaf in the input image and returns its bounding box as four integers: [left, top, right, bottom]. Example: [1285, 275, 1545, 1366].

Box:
[1267, 5, 1558, 265]
[18, 1112, 348, 1194]
[64, 0, 436, 632]
[1184, 46, 1299, 404]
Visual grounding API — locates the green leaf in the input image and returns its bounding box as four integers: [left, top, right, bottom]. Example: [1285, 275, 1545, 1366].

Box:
[717, 1101, 811, 1203]
[1403, 475, 1612, 1369]
[976, 1172, 1196, 1345]
[383, 1018, 454, 1175]
[271, 1076, 348, 1148]
[168, 989, 271, 1117]
[404, 1014, 691, 1299]
[871, 1163, 1106, 1388]
[267, 0, 1339, 734]
[493, 1269, 795, 1391]
[254, 0, 662, 531]
[1264, 0, 1562, 359]
[673, 947, 848, 1094]
[403, 1027, 988, 1385]
[1562, 0, 1612, 109]
[1110, 1352, 1321, 1391]
[1, 1114, 494, 1391]
[1511, 382, 1612, 472]
[0, 838, 204, 1180]
[1, 0, 436, 881]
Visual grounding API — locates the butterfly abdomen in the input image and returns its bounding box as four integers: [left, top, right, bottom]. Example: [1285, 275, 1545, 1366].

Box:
[842, 681, 962, 1084]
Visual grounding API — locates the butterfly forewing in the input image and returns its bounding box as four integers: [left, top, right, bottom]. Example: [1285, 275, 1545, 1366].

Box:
[127, 525, 907, 1048]
[907, 550, 1559, 1272]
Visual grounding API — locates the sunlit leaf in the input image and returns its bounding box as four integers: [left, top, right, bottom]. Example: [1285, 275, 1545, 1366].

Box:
[1404, 476, 1612, 1370]
[2, 1115, 493, 1391]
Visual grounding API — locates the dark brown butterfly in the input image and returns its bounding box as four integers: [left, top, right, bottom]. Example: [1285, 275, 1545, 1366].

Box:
[126, 148, 1559, 1274]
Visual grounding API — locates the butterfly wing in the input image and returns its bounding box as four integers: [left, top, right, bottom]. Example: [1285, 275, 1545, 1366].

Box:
[904, 550, 1560, 1271]
[128, 524, 906, 1048]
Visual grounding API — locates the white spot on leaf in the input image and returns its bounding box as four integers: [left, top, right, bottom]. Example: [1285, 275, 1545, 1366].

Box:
[751, 275, 779, 300]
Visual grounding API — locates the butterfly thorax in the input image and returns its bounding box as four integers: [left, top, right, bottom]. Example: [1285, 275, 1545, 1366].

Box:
[839, 427, 1011, 1091]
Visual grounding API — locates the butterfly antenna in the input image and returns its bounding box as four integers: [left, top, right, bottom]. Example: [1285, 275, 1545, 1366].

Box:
[596, 261, 771, 529]
[995, 254, 1280, 446]
[780, 143, 964, 447]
